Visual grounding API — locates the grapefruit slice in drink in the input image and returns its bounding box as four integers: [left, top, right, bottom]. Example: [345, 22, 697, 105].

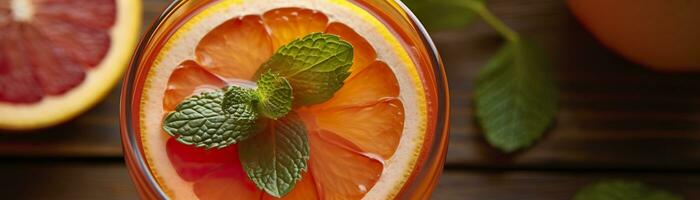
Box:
[137, 1, 433, 199]
[0, 0, 141, 130]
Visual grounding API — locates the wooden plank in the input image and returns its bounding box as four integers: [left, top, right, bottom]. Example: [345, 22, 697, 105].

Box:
[438, 0, 700, 169]
[433, 170, 700, 200]
[0, 162, 138, 200]
[1, 162, 697, 200]
[0, 89, 123, 157]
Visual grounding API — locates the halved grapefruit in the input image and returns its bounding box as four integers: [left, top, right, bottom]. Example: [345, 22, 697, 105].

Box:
[139, 1, 430, 199]
[0, 0, 141, 130]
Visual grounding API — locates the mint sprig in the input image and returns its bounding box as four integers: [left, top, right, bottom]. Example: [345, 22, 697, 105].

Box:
[258, 32, 353, 106]
[163, 89, 258, 149]
[405, 0, 558, 152]
[162, 33, 352, 197]
[239, 113, 309, 197]
[475, 39, 557, 152]
[255, 70, 293, 119]
[465, 1, 557, 153]
[574, 180, 683, 200]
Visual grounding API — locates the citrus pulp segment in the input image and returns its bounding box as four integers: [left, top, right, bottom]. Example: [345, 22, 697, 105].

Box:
[164, 61, 227, 111]
[0, 0, 141, 130]
[139, 0, 428, 199]
[195, 15, 273, 80]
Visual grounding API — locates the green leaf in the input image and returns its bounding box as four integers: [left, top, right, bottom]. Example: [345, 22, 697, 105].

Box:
[258, 32, 352, 106]
[402, 0, 484, 31]
[474, 39, 557, 152]
[163, 88, 258, 149]
[238, 112, 310, 198]
[574, 180, 683, 200]
[256, 70, 293, 119]
[222, 86, 258, 113]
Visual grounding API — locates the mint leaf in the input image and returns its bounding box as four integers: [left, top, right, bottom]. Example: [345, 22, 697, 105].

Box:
[256, 70, 293, 119]
[474, 39, 557, 152]
[238, 112, 309, 198]
[574, 180, 683, 200]
[222, 86, 258, 113]
[402, 0, 484, 31]
[258, 32, 352, 106]
[163, 88, 258, 149]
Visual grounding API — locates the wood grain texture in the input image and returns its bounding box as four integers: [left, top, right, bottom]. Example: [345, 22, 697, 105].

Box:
[0, 89, 123, 157]
[1, 162, 697, 200]
[0, 162, 138, 200]
[433, 171, 700, 200]
[0, 0, 699, 199]
[439, 0, 700, 170]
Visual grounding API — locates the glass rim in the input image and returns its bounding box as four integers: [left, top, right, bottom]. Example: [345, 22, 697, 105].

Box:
[119, 0, 450, 199]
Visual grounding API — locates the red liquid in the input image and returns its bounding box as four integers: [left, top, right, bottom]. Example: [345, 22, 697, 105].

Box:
[122, 1, 448, 199]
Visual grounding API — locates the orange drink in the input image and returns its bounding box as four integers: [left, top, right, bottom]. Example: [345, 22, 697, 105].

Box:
[120, 0, 448, 199]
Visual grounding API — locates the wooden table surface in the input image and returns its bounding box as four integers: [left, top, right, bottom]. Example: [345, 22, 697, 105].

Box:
[2, 0, 700, 199]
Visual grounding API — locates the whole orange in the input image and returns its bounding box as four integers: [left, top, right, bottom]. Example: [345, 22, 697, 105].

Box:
[568, 0, 700, 71]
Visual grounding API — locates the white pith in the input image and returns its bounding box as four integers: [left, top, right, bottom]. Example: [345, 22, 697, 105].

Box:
[139, 0, 428, 199]
[11, 0, 34, 22]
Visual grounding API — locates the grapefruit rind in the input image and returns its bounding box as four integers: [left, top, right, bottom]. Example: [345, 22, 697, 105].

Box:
[0, 0, 142, 130]
[139, 0, 428, 199]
